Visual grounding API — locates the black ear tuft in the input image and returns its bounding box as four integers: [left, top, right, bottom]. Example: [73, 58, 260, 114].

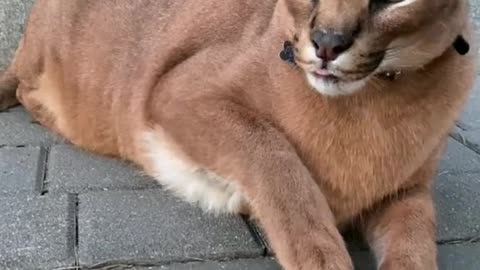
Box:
[453, 35, 470, 55]
[280, 41, 296, 64]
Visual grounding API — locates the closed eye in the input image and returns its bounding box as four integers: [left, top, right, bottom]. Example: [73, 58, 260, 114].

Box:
[370, 0, 406, 12]
[372, 0, 404, 4]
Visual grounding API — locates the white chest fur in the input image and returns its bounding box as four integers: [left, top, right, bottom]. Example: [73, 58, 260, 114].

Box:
[138, 131, 248, 215]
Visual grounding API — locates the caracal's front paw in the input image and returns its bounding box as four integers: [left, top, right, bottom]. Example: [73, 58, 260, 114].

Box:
[292, 240, 353, 270]
[379, 257, 437, 270]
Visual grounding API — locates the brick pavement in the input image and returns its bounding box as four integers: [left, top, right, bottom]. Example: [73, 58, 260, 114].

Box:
[1, 0, 480, 269]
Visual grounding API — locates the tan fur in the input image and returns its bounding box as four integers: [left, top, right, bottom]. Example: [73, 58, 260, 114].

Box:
[0, 0, 477, 269]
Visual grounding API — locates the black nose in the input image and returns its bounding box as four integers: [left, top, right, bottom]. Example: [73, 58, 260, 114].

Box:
[311, 30, 354, 61]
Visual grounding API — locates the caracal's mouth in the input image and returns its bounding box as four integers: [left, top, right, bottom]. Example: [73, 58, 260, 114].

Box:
[291, 44, 382, 97]
[305, 70, 368, 96]
[311, 69, 341, 82]
[299, 65, 371, 97]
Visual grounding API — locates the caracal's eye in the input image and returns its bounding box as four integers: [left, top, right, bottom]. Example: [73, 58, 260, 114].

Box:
[370, 0, 405, 11]
[372, 0, 405, 4]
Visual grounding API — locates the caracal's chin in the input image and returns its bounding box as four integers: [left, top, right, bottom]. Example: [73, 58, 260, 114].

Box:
[305, 72, 368, 97]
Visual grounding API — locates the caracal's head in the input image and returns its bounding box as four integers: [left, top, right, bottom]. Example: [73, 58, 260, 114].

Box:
[284, 0, 470, 96]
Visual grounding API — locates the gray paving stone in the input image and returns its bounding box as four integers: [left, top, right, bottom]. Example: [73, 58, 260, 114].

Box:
[0, 146, 43, 195]
[0, 194, 75, 269]
[434, 172, 480, 241]
[453, 78, 480, 153]
[438, 243, 480, 270]
[472, 0, 480, 71]
[0, 0, 34, 69]
[472, 0, 480, 34]
[0, 107, 61, 146]
[107, 258, 281, 270]
[435, 137, 480, 243]
[47, 144, 159, 193]
[78, 190, 264, 266]
[158, 258, 281, 270]
[434, 138, 480, 241]
[438, 138, 480, 175]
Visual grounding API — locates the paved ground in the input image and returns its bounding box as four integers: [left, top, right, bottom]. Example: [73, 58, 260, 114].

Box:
[1, 1, 479, 269]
